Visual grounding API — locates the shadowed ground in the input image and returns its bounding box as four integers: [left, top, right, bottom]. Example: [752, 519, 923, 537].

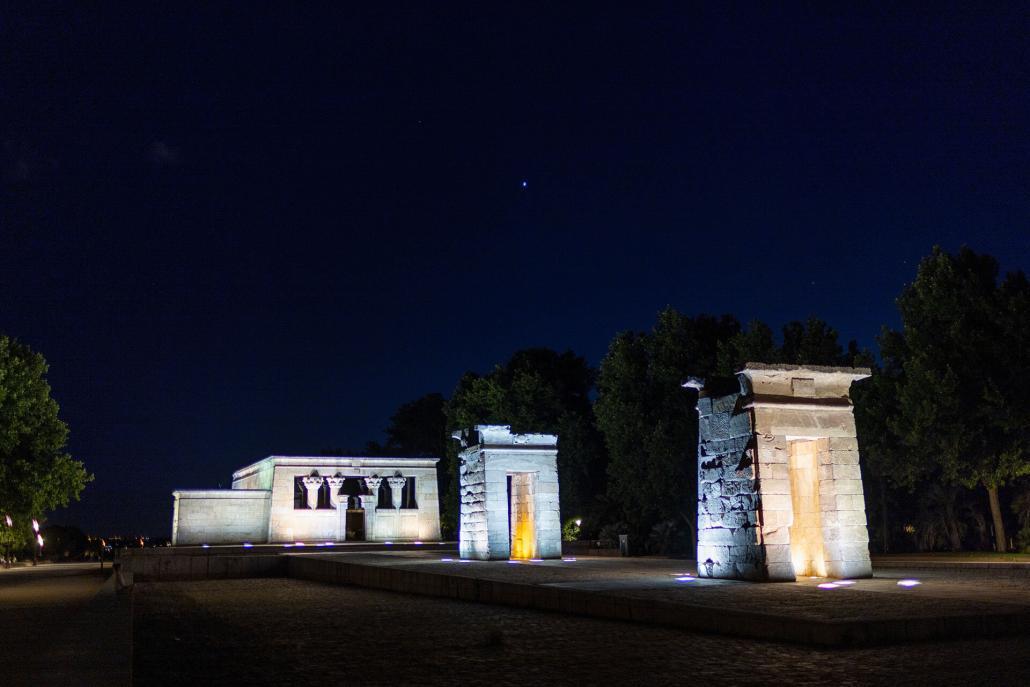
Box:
[133, 576, 1030, 686]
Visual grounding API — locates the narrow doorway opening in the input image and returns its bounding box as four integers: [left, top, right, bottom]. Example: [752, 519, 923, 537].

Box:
[788, 440, 827, 577]
[507, 472, 537, 559]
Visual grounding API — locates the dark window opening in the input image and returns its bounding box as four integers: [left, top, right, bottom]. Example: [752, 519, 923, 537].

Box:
[293, 477, 308, 509]
[401, 478, 417, 509]
[377, 481, 392, 509]
[316, 481, 333, 509]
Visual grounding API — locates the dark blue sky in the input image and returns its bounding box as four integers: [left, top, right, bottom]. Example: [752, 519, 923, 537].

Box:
[2, 5, 1027, 536]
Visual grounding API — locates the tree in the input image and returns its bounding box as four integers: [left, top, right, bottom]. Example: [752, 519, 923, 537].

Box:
[717, 316, 873, 375]
[884, 247, 1030, 552]
[444, 349, 606, 533]
[0, 336, 92, 552]
[596, 309, 739, 549]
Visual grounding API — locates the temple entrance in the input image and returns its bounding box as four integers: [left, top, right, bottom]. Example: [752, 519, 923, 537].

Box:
[345, 510, 366, 541]
[788, 440, 827, 577]
[507, 472, 537, 559]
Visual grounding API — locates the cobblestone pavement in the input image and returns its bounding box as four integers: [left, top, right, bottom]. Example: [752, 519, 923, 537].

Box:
[134, 577, 1030, 687]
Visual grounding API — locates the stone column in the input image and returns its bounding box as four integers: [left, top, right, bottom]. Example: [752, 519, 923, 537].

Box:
[363, 477, 382, 541]
[301, 476, 323, 510]
[387, 476, 406, 509]
[359, 495, 375, 541]
[325, 477, 346, 509]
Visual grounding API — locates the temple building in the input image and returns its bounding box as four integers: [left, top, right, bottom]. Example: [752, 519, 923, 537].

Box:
[455, 425, 562, 560]
[171, 455, 441, 545]
[689, 364, 873, 581]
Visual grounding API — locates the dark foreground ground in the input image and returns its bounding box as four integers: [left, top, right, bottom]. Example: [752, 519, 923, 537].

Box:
[133, 577, 1030, 687]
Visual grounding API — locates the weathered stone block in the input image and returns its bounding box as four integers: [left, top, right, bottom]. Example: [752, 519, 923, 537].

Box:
[833, 479, 864, 495]
[758, 478, 791, 495]
[832, 464, 862, 480]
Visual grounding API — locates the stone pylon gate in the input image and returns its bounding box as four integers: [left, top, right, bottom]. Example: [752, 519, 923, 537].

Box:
[689, 364, 873, 581]
[454, 425, 561, 560]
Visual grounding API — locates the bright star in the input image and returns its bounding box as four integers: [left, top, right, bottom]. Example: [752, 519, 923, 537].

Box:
[521, 180, 528, 188]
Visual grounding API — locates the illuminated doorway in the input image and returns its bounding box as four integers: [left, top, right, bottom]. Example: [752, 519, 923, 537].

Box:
[788, 440, 827, 577]
[507, 472, 537, 559]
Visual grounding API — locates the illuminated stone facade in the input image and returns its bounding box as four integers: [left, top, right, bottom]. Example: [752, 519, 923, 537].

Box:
[172, 456, 441, 545]
[455, 425, 561, 560]
[691, 364, 872, 581]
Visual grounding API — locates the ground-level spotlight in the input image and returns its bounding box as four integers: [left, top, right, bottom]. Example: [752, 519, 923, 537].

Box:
[675, 576, 695, 582]
[817, 582, 839, 589]
[897, 579, 921, 587]
[242, 543, 253, 548]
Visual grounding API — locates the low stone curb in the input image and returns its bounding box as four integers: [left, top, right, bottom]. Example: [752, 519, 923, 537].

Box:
[285, 555, 1030, 647]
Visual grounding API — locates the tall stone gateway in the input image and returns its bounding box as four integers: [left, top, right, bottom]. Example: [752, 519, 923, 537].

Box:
[454, 425, 561, 561]
[689, 363, 872, 581]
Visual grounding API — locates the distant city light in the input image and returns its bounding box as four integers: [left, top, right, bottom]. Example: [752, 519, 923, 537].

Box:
[897, 579, 921, 587]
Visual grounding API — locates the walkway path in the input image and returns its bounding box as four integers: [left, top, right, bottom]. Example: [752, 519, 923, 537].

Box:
[0, 562, 131, 686]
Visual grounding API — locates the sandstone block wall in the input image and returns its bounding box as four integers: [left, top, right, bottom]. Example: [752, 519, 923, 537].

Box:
[456, 425, 561, 560]
[172, 490, 271, 545]
[693, 364, 873, 582]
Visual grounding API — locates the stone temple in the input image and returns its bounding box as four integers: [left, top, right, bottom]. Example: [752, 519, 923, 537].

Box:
[690, 364, 872, 581]
[454, 425, 561, 560]
[172, 455, 441, 545]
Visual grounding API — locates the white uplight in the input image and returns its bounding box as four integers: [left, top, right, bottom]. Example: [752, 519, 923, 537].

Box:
[294, 542, 305, 547]
[562, 558, 577, 562]
[835, 580, 857, 586]
[201, 544, 210, 548]
[440, 557, 454, 562]
[242, 543, 253, 548]
[675, 576, 695, 582]
[817, 582, 839, 589]
[897, 579, 921, 587]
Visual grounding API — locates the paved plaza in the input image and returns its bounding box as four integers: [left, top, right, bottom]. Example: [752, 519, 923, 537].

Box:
[133, 575, 1030, 686]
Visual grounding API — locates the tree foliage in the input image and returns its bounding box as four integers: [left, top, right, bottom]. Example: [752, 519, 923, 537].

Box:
[0, 336, 92, 548]
[597, 308, 869, 550]
[444, 349, 606, 532]
[596, 310, 738, 545]
[871, 247, 1030, 550]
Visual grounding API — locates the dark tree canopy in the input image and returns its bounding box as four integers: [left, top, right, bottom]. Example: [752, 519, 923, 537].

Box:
[0, 336, 92, 549]
[444, 348, 606, 528]
[866, 247, 1030, 551]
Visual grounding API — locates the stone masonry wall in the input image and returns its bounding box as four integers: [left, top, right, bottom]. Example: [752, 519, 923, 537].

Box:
[172, 490, 271, 545]
[695, 390, 765, 580]
[458, 446, 488, 559]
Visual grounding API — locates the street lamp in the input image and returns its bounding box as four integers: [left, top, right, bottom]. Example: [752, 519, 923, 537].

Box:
[31, 519, 40, 566]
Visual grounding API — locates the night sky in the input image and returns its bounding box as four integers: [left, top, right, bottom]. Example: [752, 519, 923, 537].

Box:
[2, 5, 1027, 536]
